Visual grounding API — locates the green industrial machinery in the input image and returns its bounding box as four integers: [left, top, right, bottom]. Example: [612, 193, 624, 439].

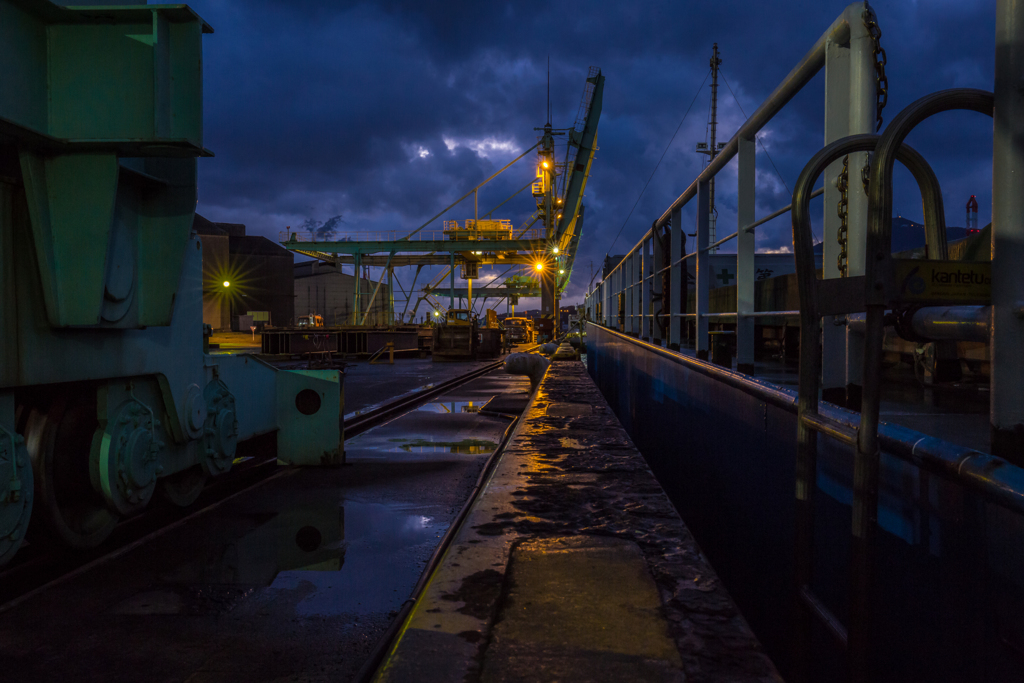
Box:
[0, 0, 342, 565]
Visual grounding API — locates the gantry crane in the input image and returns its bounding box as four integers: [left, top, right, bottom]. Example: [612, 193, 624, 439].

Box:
[280, 68, 605, 330]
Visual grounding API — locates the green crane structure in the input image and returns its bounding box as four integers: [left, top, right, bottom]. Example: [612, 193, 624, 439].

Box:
[281, 68, 605, 326]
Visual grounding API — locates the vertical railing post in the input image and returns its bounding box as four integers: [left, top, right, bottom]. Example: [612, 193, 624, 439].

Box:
[991, 0, 1024, 466]
[641, 237, 652, 340]
[736, 136, 756, 373]
[625, 254, 633, 334]
[670, 208, 682, 348]
[821, 5, 875, 407]
[632, 252, 641, 335]
[845, 6, 875, 411]
[821, 28, 851, 404]
[652, 229, 664, 345]
[696, 180, 711, 356]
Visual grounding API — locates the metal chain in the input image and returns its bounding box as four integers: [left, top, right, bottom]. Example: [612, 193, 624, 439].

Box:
[837, 155, 850, 277]
[864, 4, 888, 131]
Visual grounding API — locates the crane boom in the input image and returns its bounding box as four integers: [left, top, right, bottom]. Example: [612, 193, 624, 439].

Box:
[556, 67, 604, 250]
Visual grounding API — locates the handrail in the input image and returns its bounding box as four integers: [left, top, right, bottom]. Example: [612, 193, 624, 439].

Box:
[589, 320, 1024, 516]
[860, 88, 993, 511]
[701, 186, 825, 254]
[596, 1, 871, 292]
[652, 2, 868, 231]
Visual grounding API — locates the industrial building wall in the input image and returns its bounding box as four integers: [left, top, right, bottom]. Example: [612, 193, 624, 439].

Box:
[198, 233, 231, 331]
[229, 238, 295, 329]
[295, 271, 390, 325]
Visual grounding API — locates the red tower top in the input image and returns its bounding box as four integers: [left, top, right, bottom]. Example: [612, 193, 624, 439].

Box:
[966, 195, 979, 232]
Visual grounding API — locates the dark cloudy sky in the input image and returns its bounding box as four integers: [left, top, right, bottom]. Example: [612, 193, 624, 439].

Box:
[188, 0, 996, 311]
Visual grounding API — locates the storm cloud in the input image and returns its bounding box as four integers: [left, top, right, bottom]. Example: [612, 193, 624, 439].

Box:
[188, 0, 997, 308]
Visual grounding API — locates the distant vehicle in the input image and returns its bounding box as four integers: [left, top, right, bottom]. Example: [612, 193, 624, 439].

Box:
[534, 318, 554, 343]
[503, 317, 534, 344]
[297, 314, 324, 328]
[445, 309, 472, 326]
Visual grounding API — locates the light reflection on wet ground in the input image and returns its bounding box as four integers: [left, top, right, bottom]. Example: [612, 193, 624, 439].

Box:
[417, 400, 483, 413]
[385, 437, 497, 454]
[273, 500, 448, 616]
[2, 369, 534, 683]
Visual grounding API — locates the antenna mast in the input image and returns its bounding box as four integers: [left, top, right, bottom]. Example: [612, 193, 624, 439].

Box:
[546, 55, 551, 125]
[709, 44, 721, 252]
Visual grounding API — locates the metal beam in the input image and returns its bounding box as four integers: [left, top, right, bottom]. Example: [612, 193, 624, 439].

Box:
[283, 239, 544, 255]
[307, 254, 540, 267]
[425, 287, 541, 298]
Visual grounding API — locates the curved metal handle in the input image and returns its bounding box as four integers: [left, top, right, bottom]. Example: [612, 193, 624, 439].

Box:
[865, 89, 994, 301]
[790, 133, 947, 415]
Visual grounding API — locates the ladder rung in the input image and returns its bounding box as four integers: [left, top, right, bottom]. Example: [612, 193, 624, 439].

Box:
[799, 585, 848, 649]
[801, 412, 857, 446]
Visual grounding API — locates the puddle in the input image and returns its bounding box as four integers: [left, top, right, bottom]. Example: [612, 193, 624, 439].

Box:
[273, 500, 448, 616]
[158, 503, 346, 587]
[141, 499, 448, 617]
[417, 400, 484, 414]
[386, 437, 497, 454]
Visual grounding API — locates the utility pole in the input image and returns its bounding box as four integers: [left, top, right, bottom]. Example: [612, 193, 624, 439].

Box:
[697, 44, 723, 252]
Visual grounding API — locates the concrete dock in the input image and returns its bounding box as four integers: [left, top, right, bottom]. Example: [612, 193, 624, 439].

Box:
[376, 359, 780, 682]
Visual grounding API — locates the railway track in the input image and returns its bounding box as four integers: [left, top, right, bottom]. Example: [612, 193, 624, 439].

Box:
[0, 359, 506, 612]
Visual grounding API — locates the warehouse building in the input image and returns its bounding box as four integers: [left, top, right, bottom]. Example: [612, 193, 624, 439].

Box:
[194, 214, 295, 331]
[294, 261, 391, 326]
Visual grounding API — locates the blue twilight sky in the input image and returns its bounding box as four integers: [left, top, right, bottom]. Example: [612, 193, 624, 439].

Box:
[185, 0, 996, 310]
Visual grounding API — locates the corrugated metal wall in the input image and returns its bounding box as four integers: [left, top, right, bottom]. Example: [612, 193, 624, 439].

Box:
[294, 270, 389, 326]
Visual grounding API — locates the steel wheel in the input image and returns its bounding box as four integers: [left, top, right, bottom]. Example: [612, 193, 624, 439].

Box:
[24, 394, 118, 549]
[159, 465, 207, 507]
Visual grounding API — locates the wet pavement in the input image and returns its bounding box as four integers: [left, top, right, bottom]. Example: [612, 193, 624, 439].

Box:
[339, 358, 500, 417]
[377, 359, 781, 683]
[0, 368, 531, 683]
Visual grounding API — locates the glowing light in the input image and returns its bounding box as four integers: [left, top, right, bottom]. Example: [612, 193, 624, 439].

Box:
[552, 246, 559, 254]
[223, 281, 231, 287]
[559, 269, 565, 274]
[535, 262, 544, 271]
[541, 161, 550, 169]
[433, 310, 440, 317]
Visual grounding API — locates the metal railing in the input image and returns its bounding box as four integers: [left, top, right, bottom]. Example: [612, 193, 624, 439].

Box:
[582, 4, 945, 682]
[586, 2, 881, 373]
[583, 0, 1024, 679]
